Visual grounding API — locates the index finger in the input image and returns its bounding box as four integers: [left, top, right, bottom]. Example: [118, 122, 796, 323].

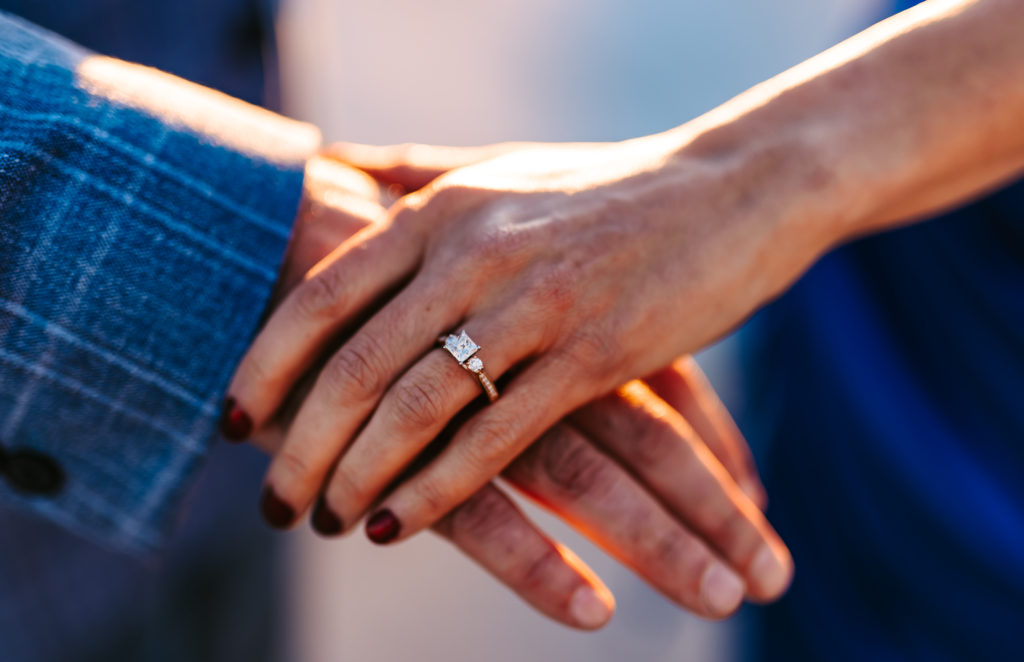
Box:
[222, 217, 421, 440]
[434, 481, 615, 630]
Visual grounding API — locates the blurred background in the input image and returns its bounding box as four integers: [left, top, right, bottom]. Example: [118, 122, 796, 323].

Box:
[273, 1, 883, 660]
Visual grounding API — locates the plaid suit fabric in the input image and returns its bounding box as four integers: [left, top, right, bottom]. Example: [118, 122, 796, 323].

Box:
[0, 10, 306, 553]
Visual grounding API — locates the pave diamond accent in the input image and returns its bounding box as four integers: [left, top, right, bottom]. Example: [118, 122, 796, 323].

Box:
[444, 330, 480, 364]
[466, 357, 484, 373]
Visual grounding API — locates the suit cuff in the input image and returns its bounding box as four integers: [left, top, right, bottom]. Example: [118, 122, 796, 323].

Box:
[0, 13, 319, 553]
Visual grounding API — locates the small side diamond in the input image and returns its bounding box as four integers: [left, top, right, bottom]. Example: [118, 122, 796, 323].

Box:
[466, 357, 484, 373]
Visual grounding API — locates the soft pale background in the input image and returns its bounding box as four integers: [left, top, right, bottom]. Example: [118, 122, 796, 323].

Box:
[275, 2, 882, 660]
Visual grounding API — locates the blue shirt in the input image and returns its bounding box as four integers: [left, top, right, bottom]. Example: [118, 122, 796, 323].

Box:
[743, 2, 1024, 659]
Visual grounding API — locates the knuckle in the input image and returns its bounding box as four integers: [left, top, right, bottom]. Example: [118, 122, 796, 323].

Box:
[638, 526, 708, 584]
[446, 487, 517, 541]
[475, 224, 523, 260]
[561, 330, 623, 385]
[538, 426, 615, 498]
[326, 468, 367, 510]
[629, 419, 680, 468]
[710, 506, 760, 564]
[389, 378, 448, 432]
[460, 414, 520, 472]
[413, 477, 455, 518]
[322, 338, 388, 398]
[527, 263, 581, 314]
[648, 529, 687, 566]
[517, 543, 566, 594]
[293, 268, 348, 320]
[237, 347, 275, 392]
[274, 449, 314, 483]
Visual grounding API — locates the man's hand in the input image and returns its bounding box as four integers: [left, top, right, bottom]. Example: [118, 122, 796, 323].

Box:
[270, 156, 387, 301]
[255, 357, 792, 628]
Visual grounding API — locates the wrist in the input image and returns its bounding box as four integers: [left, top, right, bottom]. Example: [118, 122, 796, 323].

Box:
[647, 113, 855, 313]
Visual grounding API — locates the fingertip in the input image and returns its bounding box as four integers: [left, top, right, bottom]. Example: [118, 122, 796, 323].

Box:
[366, 508, 401, 544]
[261, 486, 296, 530]
[568, 585, 615, 630]
[312, 498, 344, 537]
[219, 396, 252, 442]
[741, 477, 769, 511]
[747, 544, 794, 603]
[701, 562, 745, 619]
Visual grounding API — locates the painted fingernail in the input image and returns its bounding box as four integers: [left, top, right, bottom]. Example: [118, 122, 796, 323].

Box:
[260, 487, 295, 529]
[750, 545, 792, 599]
[219, 397, 252, 442]
[701, 562, 745, 617]
[312, 498, 344, 537]
[365, 509, 400, 544]
[568, 586, 613, 630]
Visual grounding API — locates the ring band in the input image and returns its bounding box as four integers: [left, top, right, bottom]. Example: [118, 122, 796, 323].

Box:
[438, 330, 499, 403]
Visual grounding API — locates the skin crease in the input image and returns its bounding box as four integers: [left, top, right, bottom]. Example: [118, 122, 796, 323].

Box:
[228, 0, 1024, 612]
[256, 156, 793, 626]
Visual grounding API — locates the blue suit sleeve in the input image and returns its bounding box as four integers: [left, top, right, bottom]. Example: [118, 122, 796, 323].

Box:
[0, 11, 319, 552]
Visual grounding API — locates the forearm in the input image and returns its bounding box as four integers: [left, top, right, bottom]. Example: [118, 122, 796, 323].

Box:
[666, 0, 1024, 254]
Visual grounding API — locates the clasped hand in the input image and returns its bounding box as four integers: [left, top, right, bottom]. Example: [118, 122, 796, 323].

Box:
[225, 142, 793, 628]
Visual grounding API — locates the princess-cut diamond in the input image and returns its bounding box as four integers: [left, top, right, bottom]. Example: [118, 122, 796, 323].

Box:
[445, 331, 480, 364]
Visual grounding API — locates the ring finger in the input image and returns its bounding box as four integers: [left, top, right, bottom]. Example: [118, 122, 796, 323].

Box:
[311, 310, 544, 534]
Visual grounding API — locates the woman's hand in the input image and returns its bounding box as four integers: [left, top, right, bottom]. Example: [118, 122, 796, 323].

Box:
[225, 132, 824, 542]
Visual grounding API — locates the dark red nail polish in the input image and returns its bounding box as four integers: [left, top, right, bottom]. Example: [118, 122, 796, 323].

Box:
[261, 487, 295, 529]
[219, 397, 252, 442]
[366, 509, 400, 544]
[312, 498, 343, 537]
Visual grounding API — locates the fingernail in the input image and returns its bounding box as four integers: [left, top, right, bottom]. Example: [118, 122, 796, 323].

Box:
[750, 545, 792, 599]
[568, 586, 612, 629]
[219, 397, 252, 442]
[365, 509, 400, 544]
[260, 486, 295, 529]
[701, 562, 745, 617]
[312, 498, 344, 537]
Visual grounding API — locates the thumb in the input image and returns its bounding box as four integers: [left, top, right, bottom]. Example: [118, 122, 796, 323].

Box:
[323, 141, 540, 192]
